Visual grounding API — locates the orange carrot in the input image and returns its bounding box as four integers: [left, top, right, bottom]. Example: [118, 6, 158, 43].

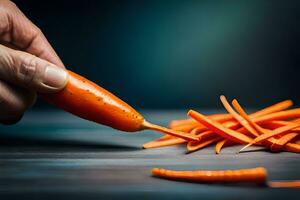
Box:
[231, 99, 300, 152]
[152, 167, 267, 184]
[250, 100, 293, 118]
[169, 118, 196, 128]
[188, 110, 253, 144]
[254, 108, 300, 123]
[268, 180, 300, 188]
[142, 121, 199, 141]
[270, 133, 299, 152]
[284, 142, 300, 153]
[44, 70, 145, 131]
[143, 127, 213, 149]
[44, 70, 198, 141]
[240, 124, 300, 152]
[215, 139, 229, 154]
[220, 95, 259, 137]
[169, 113, 233, 128]
[187, 136, 222, 152]
[171, 123, 204, 132]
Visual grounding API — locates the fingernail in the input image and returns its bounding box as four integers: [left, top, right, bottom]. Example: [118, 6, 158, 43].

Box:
[43, 66, 68, 88]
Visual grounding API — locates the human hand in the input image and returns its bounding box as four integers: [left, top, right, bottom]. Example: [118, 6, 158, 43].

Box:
[0, 0, 68, 124]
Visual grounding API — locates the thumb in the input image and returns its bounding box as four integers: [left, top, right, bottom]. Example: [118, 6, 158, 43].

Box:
[0, 44, 68, 93]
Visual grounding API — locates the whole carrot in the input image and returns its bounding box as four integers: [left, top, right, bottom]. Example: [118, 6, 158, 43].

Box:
[152, 167, 267, 184]
[43, 70, 198, 141]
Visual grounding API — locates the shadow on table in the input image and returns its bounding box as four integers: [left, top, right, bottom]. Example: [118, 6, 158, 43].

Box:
[0, 134, 140, 151]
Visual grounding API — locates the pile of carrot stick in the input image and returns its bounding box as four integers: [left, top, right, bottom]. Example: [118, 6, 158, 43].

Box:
[143, 96, 300, 154]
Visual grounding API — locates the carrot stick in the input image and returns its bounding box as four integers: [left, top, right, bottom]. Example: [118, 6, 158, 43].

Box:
[215, 139, 227, 154]
[284, 142, 300, 153]
[253, 108, 300, 123]
[270, 133, 299, 152]
[292, 118, 300, 124]
[208, 113, 235, 123]
[169, 114, 233, 129]
[187, 136, 222, 152]
[220, 95, 259, 137]
[268, 180, 300, 188]
[240, 124, 300, 152]
[143, 121, 199, 141]
[250, 100, 293, 118]
[190, 127, 209, 135]
[231, 99, 267, 134]
[231, 99, 300, 152]
[169, 118, 197, 128]
[171, 123, 201, 132]
[152, 167, 267, 184]
[188, 110, 253, 144]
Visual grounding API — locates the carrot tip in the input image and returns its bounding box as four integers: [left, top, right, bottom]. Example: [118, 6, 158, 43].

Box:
[238, 143, 253, 153]
[143, 121, 199, 142]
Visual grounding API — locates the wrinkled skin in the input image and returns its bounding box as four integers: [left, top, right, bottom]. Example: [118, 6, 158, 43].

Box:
[0, 0, 67, 124]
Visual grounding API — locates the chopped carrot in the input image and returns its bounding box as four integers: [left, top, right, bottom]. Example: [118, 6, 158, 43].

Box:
[220, 95, 259, 137]
[240, 124, 300, 152]
[171, 123, 200, 132]
[143, 121, 199, 141]
[142, 97, 299, 154]
[284, 142, 300, 153]
[190, 127, 209, 135]
[254, 108, 300, 123]
[270, 133, 299, 152]
[215, 139, 229, 154]
[169, 114, 234, 128]
[187, 135, 222, 152]
[250, 100, 293, 118]
[268, 180, 300, 188]
[188, 110, 253, 144]
[231, 99, 300, 152]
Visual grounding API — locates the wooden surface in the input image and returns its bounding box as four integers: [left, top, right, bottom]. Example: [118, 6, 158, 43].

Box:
[0, 110, 299, 200]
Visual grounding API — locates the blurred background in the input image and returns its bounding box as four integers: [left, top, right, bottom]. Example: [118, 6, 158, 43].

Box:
[15, 0, 299, 110]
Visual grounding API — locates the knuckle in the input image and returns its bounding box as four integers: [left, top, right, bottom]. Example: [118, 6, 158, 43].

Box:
[17, 53, 38, 86]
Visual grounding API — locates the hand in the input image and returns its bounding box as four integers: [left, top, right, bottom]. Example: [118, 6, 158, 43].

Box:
[0, 0, 68, 124]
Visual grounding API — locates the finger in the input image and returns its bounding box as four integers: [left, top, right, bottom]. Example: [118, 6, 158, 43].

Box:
[0, 79, 36, 124]
[0, 44, 68, 93]
[0, 0, 64, 67]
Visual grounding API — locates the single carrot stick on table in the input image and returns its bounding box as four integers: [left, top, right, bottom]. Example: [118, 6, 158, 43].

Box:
[152, 167, 300, 188]
[43, 70, 198, 141]
[152, 167, 267, 184]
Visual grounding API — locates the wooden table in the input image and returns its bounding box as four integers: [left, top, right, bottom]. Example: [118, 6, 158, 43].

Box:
[0, 110, 299, 199]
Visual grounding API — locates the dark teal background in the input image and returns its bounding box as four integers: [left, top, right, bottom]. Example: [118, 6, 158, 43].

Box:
[15, 0, 299, 109]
